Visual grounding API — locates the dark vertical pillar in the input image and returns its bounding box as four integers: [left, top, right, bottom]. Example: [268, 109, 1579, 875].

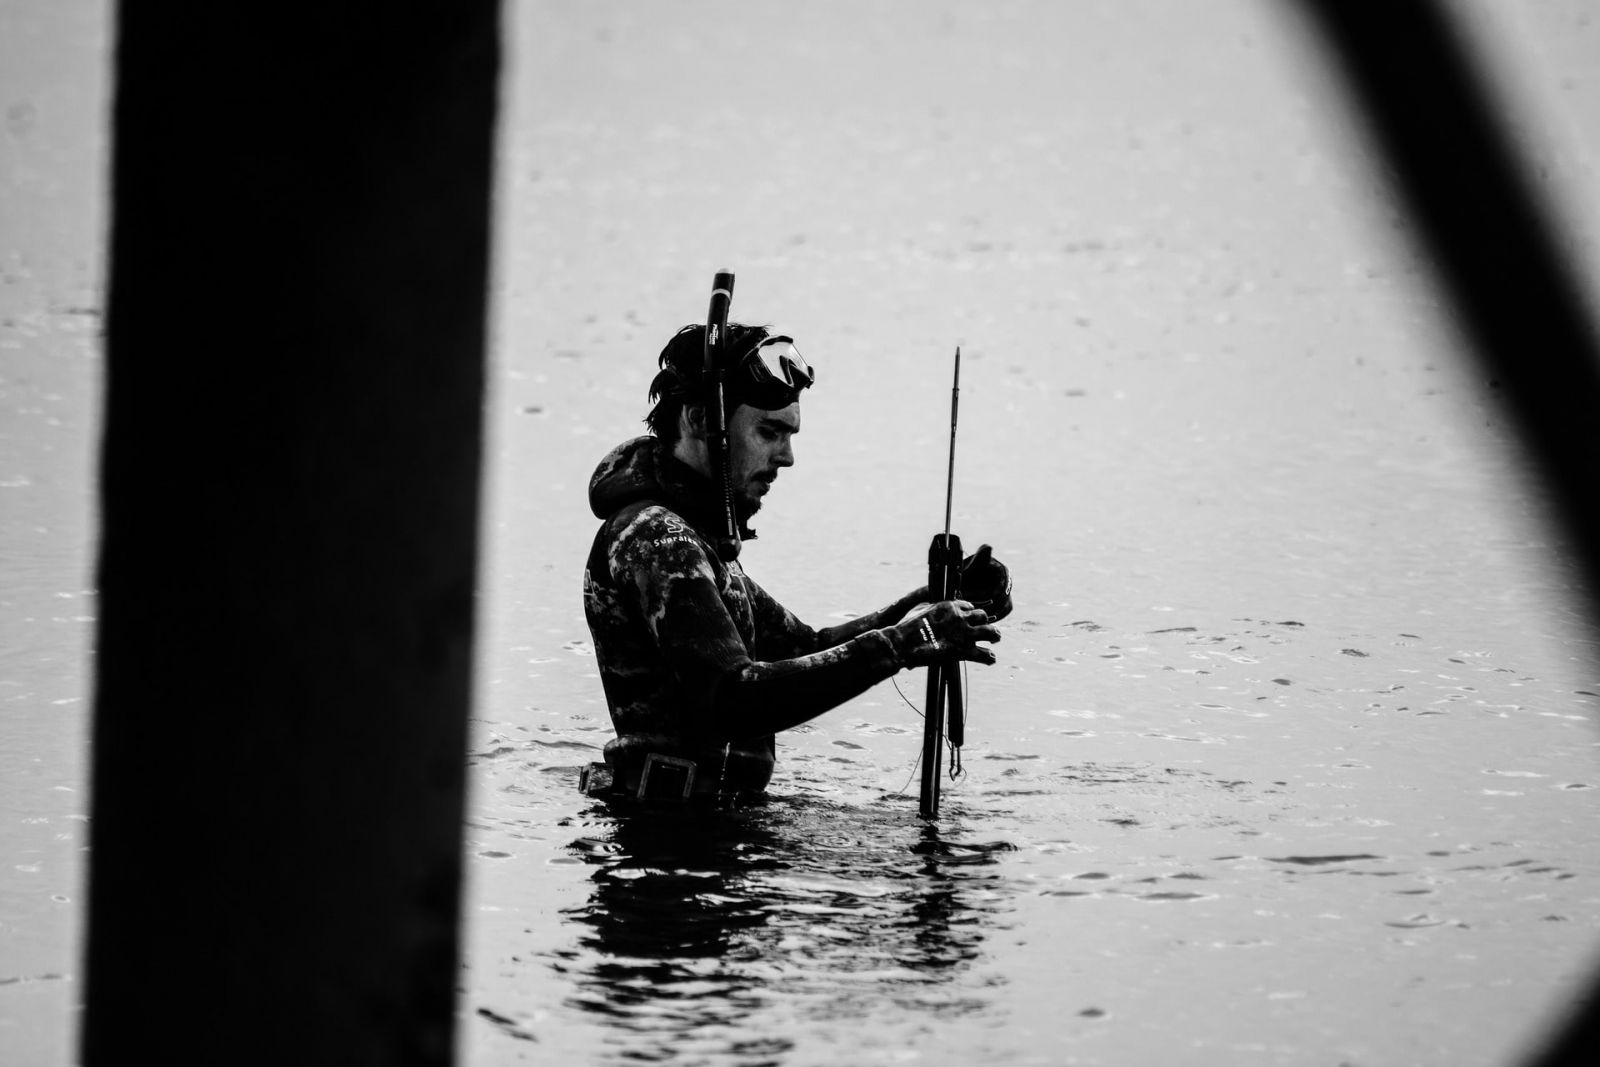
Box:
[84, 4, 500, 1064]
[1295, 4, 1600, 1065]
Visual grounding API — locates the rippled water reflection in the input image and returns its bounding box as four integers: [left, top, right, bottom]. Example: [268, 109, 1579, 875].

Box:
[531, 798, 1013, 1063]
[463, 599, 1600, 1063]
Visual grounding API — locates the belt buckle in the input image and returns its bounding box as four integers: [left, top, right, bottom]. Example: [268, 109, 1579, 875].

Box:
[578, 762, 614, 797]
[637, 753, 697, 799]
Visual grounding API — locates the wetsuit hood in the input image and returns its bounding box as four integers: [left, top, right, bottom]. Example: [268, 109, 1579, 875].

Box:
[588, 436, 756, 541]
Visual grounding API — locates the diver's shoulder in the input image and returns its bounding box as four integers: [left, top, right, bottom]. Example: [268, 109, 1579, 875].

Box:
[607, 501, 708, 555]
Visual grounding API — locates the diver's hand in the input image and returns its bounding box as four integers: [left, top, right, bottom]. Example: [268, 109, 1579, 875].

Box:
[960, 544, 1014, 622]
[891, 600, 1001, 667]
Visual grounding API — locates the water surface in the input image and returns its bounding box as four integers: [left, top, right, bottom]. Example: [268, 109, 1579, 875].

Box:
[4, 2, 1600, 1065]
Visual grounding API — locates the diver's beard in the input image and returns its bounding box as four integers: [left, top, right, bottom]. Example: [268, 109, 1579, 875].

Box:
[733, 490, 763, 521]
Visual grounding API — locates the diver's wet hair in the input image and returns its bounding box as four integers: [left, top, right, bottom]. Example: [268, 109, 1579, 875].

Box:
[645, 322, 779, 442]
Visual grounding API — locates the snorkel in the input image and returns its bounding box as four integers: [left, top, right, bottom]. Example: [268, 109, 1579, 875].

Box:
[703, 271, 742, 562]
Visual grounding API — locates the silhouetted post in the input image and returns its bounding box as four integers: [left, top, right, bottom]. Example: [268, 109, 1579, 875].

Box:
[85, 4, 499, 1064]
[1295, 1, 1600, 608]
[1296, 4, 1600, 1065]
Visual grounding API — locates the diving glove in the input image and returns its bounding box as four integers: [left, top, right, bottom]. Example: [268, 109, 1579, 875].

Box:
[891, 600, 1002, 668]
[960, 544, 1013, 622]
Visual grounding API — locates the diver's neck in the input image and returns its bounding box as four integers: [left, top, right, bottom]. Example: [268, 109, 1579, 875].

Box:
[670, 435, 711, 480]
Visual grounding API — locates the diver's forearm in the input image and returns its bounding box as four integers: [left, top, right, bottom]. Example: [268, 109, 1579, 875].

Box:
[700, 628, 910, 740]
[813, 586, 929, 649]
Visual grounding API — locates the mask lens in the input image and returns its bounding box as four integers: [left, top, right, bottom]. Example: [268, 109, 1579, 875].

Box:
[748, 337, 813, 389]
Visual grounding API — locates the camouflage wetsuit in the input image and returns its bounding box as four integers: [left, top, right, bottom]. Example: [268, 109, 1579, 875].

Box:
[583, 436, 923, 793]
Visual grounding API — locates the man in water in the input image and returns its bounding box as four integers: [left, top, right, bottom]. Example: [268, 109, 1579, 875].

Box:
[582, 322, 1012, 799]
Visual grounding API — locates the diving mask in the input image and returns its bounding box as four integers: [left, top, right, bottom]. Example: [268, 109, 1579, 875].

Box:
[738, 334, 814, 393]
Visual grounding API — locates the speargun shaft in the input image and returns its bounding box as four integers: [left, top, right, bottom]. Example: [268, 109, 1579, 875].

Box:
[944, 347, 960, 539]
[920, 347, 965, 819]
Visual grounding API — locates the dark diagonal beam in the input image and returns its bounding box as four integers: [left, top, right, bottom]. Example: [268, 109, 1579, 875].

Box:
[1295, 3, 1600, 1065]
